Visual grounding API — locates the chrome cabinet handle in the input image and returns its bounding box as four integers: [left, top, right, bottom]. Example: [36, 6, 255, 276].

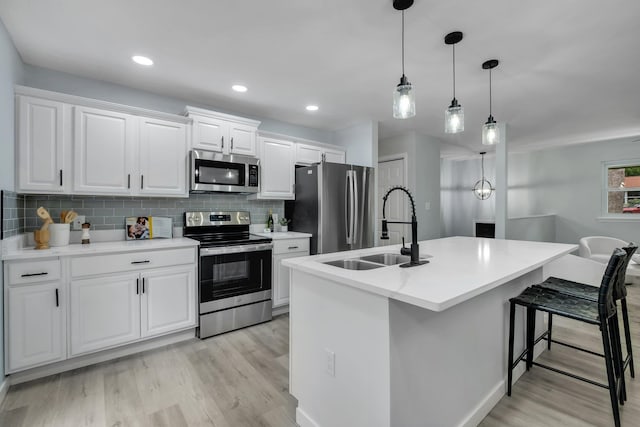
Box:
[55, 288, 59, 307]
[288, 246, 299, 250]
[141, 175, 144, 189]
[221, 136, 224, 149]
[231, 137, 234, 150]
[21, 272, 48, 277]
[59, 170, 63, 186]
[128, 174, 131, 189]
[131, 260, 151, 264]
[142, 277, 146, 293]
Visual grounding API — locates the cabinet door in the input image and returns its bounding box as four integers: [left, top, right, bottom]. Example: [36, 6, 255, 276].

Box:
[260, 137, 295, 199]
[295, 143, 323, 165]
[70, 273, 140, 356]
[273, 251, 308, 308]
[138, 117, 188, 196]
[192, 115, 226, 152]
[229, 123, 257, 156]
[74, 106, 136, 195]
[140, 266, 196, 338]
[324, 148, 346, 164]
[7, 282, 65, 372]
[17, 96, 68, 193]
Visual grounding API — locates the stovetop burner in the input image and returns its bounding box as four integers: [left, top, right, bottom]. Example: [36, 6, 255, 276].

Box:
[183, 210, 272, 248]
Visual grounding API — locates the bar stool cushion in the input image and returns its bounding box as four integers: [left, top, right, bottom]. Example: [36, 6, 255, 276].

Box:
[512, 286, 600, 324]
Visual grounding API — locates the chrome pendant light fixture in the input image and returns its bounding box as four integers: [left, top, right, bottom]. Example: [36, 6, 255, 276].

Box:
[444, 31, 464, 133]
[472, 151, 495, 200]
[482, 59, 500, 145]
[392, 0, 415, 119]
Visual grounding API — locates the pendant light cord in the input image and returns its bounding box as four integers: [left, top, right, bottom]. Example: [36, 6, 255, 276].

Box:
[401, 10, 405, 76]
[481, 153, 485, 180]
[489, 68, 492, 116]
[452, 44, 456, 98]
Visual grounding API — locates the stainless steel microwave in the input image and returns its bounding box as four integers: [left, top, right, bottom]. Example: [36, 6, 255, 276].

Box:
[190, 149, 260, 193]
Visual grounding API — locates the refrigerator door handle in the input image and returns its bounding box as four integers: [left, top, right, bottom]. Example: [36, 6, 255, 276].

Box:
[352, 170, 359, 247]
[345, 171, 351, 244]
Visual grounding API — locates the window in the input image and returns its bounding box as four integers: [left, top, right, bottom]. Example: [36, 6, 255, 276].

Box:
[604, 160, 640, 216]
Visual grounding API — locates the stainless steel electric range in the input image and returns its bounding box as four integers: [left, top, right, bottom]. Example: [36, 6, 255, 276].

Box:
[184, 211, 273, 338]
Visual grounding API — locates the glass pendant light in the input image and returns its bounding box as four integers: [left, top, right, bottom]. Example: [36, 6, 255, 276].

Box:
[392, 0, 415, 119]
[472, 152, 495, 200]
[444, 31, 464, 133]
[482, 59, 500, 145]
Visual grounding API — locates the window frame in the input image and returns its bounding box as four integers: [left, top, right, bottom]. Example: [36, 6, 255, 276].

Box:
[600, 158, 640, 221]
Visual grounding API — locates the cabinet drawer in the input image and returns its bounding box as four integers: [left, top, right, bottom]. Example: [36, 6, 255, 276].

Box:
[273, 238, 310, 255]
[71, 247, 196, 277]
[7, 259, 61, 285]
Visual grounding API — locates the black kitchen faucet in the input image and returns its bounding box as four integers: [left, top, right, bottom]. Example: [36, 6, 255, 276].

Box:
[381, 186, 428, 268]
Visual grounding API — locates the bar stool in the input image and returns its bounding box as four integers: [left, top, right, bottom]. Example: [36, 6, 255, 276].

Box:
[507, 248, 627, 427]
[538, 244, 637, 379]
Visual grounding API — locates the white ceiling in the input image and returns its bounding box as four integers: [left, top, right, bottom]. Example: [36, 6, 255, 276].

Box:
[2, 0, 640, 157]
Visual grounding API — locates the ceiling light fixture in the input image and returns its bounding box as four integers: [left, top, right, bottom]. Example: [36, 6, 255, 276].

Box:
[472, 151, 495, 200]
[444, 31, 464, 133]
[306, 105, 319, 111]
[392, 0, 415, 119]
[482, 59, 500, 145]
[132, 55, 153, 66]
[232, 84, 248, 93]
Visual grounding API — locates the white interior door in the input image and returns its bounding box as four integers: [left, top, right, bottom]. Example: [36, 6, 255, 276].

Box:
[378, 157, 407, 246]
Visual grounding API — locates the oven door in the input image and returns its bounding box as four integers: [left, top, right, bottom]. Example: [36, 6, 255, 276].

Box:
[199, 243, 272, 313]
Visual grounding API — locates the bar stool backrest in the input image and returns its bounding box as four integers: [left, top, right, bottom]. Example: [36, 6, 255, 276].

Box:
[598, 248, 627, 320]
[613, 243, 638, 300]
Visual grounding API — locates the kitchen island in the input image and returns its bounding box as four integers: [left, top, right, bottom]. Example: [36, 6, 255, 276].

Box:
[283, 236, 577, 427]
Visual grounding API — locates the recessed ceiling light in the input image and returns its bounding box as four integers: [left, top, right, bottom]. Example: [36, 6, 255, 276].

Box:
[232, 84, 248, 93]
[306, 105, 319, 111]
[132, 55, 153, 66]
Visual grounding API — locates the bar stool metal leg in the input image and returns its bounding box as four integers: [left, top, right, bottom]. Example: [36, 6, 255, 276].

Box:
[602, 322, 622, 427]
[547, 313, 553, 350]
[526, 307, 536, 371]
[621, 298, 635, 378]
[507, 301, 516, 396]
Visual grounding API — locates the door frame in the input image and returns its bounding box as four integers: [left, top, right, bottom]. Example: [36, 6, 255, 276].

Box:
[377, 153, 409, 245]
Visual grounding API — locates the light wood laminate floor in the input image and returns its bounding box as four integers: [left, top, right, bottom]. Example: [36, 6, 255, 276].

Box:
[1, 284, 639, 427]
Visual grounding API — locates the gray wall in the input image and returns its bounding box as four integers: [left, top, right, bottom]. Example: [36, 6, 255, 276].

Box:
[441, 137, 640, 244]
[441, 155, 497, 238]
[0, 16, 23, 383]
[379, 132, 442, 240]
[23, 64, 333, 144]
[333, 120, 378, 167]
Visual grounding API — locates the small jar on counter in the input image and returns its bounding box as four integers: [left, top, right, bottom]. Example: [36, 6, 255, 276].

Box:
[81, 222, 91, 244]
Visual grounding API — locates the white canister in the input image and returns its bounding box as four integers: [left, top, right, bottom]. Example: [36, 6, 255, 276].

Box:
[49, 223, 71, 247]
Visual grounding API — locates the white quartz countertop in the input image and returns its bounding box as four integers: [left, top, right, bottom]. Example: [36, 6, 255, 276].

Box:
[2, 237, 199, 261]
[283, 236, 577, 312]
[253, 231, 312, 240]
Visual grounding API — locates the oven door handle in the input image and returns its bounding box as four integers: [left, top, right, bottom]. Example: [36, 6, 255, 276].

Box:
[200, 243, 273, 256]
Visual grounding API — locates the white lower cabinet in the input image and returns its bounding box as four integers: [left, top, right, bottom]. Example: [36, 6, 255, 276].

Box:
[70, 273, 141, 356]
[4, 246, 198, 373]
[7, 282, 65, 372]
[272, 238, 310, 309]
[141, 266, 196, 338]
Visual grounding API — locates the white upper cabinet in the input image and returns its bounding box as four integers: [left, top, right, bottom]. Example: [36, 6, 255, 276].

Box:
[16, 96, 69, 193]
[324, 147, 346, 163]
[186, 106, 260, 156]
[251, 136, 295, 200]
[15, 87, 190, 197]
[138, 117, 188, 196]
[295, 143, 346, 165]
[73, 106, 136, 195]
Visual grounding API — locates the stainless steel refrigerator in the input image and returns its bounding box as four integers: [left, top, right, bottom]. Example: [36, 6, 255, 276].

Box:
[285, 162, 375, 255]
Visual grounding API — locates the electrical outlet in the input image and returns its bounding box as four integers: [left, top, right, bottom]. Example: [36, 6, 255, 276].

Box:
[325, 349, 335, 377]
[71, 215, 85, 231]
[425, 201, 431, 211]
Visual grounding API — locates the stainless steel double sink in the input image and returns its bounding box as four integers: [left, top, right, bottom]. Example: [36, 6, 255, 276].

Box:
[323, 253, 431, 270]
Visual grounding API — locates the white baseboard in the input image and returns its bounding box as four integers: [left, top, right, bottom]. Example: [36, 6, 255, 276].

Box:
[296, 407, 321, 427]
[458, 338, 547, 427]
[272, 304, 289, 317]
[0, 377, 9, 407]
[8, 329, 195, 385]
